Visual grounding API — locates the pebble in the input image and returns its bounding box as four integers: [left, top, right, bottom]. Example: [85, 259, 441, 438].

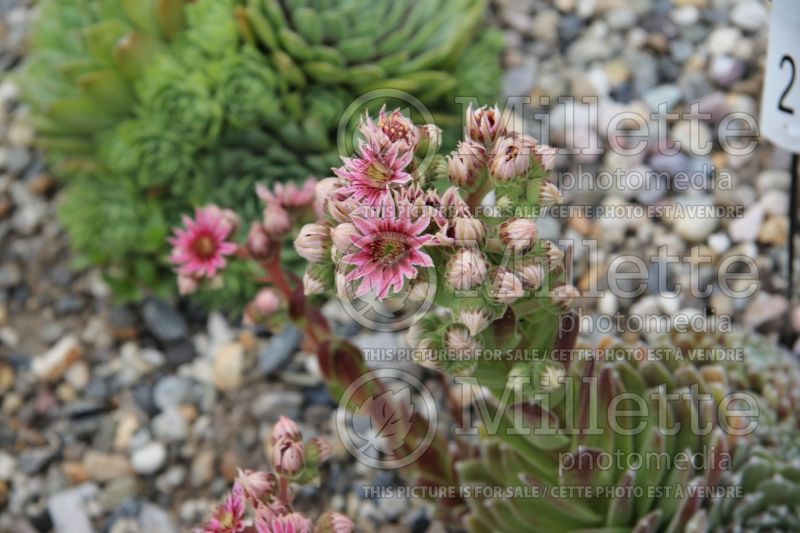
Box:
[83, 451, 131, 482]
[729, 204, 765, 243]
[152, 376, 193, 410]
[48, 485, 98, 533]
[131, 442, 167, 476]
[212, 342, 244, 392]
[138, 503, 178, 533]
[251, 390, 304, 420]
[0, 451, 15, 481]
[190, 450, 215, 488]
[707, 27, 741, 56]
[151, 408, 189, 444]
[743, 293, 789, 329]
[32, 335, 83, 382]
[259, 325, 302, 376]
[643, 84, 682, 112]
[730, 1, 769, 32]
[142, 299, 187, 343]
[0, 264, 20, 287]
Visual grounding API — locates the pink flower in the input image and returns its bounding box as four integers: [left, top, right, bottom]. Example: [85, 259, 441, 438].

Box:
[342, 206, 433, 300]
[203, 485, 246, 533]
[360, 106, 417, 152]
[236, 469, 275, 503]
[257, 178, 317, 210]
[263, 202, 292, 236]
[170, 206, 238, 278]
[333, 136, 413, 206]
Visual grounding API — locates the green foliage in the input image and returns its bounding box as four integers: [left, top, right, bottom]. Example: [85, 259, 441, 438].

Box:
[20, 0, 502, 305]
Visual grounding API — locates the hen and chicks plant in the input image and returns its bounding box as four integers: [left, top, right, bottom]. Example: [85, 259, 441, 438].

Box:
[21, 0, 502, 300]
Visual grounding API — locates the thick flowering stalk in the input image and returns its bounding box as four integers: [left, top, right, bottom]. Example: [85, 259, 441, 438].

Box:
[199, 418, 352, 533]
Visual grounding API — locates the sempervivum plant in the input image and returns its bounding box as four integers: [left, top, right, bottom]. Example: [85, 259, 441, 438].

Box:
[20, 0, 502, 300]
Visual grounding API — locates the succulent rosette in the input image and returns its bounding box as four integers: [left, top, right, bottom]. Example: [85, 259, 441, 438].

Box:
[20, 0, 502, 302]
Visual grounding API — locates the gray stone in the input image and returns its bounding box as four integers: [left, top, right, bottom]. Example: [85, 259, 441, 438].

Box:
[141, 299, 186, 343]
[48, 484, 98, 533]
[259, 325, 302, 376]
[643, 84, 682, 112]
[138, 504, 178, 533]
[730, 1, 769, 32]
[0, 264, 21, 287]
[251, 390, 304, 420]
[131, 441, 167, 475]
[502, 59, 537, 96]
[153, 376, 193, 410]
[151, 408, 188, 444]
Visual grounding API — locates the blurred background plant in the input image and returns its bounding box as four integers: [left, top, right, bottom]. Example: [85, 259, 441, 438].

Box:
[19, 0, 502, 302]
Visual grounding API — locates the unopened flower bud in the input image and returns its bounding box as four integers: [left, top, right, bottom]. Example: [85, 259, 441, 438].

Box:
[306, 436, 333, 465]
[236, 468, 275, 503]
[272, 415, 302, 444]
[552, 284, 580, 310]
[328, 197, 358, 223]
[331, 222, 358, 253]
[459, 308, 491, 337]
[447, 140, 485, 188]
[316, 512, 355, 533]
[263, 202, 291, 235]
[499, 218, 538, 252]
[206, 205, 240, 234]
[466, 103, 504, 147]
[247, 222, 271, 259]
[253, 288, 283, 316]
[445, 326, 481, 359]
[416, 123, 442, 153]
[539, 180, 562, 207]
[453, 216, 485, 246]
[492, 268, 524, 304]
[490, 136, 530, 182]
[544, 241, 565, 271]
[270, 513, 313, 533]
[272, 438, 305, 478]
[303, 269, 327, 296]
[535, 144, 557, 171]
[518, 263, 543, 289]
[447, 248, 488, 291]
[294, 223, 330, 263]
[177, 274, 198, 295]
[314, 177, 339, 214]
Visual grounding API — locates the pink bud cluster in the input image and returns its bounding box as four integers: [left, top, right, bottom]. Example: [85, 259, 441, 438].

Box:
[199, 417, 352, 533]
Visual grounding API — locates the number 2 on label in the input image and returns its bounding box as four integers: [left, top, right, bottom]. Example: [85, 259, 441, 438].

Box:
[779, 54, 796, 115]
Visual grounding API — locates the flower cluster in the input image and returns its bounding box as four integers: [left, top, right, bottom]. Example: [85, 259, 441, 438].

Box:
[298, 105, 578, 378]
[199, 417, 351, 533]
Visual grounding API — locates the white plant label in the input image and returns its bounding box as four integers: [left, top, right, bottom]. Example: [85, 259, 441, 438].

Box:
[761, 0, 800, 152]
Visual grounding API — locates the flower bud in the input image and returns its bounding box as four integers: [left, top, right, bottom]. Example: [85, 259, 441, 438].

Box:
[253, 288, 283, 316]
[539, 180, 562, 207]
[294, 223, 330, 263]
[303, 268, 327, 296]
[466, 103, 504, 147]
[177, 274, 198, 295]
[247, 222, 271, 259]
[535, 144, 557, 171]
[236, 468, 275, 503]
[446, 248, 488, 291]
[490, 136, 530, 182]
[453, 216, 485, 246]
[270, 513, 313, 533]
[459, 308, 491, 337]
[263, 202, 291, 235]
[272, 438, 305, 478]
[447, 139, 485, 189]
[316, 512, 355, 533]
[544, 241, 565, 271]
[492, 268, 524, 304]
[330, 222, 358, 253]
[445, 326, 481, 359]
[314, 177, 339, 215]
[551, 284, 580, 310]
[272, 415, 302, 444]
[518, 263, 543, 289]
[416, 123, 442, 154]
[499, 218, 538, 252]
[206, 205, 240, 234]
[306, 436, 333, 465]
[328, 197, 358, 223]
